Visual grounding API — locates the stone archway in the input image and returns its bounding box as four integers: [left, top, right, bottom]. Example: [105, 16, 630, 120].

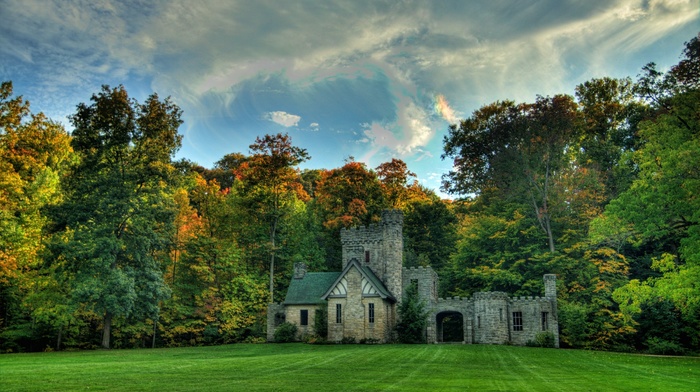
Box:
[436, 311, 464, 343]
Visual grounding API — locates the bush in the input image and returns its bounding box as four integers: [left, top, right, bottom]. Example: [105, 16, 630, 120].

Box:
[526, 332, 556, 348]
[338, 336, 356, 344]
[359, 338, 380, 344]
[273, 322, 298, 343]
[314, 304, 328, 339]
[646, 337, 685, 356]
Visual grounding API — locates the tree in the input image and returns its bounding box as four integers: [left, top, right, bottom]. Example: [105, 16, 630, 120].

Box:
[403, 199, 457, 271]
[376, 158, 416, 208]
[54, 85, 182, 349]
[442, 95, 581, 253]
[395, 282, 428, 343]
[316, 158, 387, 230]
[239, 133, 310, 302]
[0, 81, 75, 351]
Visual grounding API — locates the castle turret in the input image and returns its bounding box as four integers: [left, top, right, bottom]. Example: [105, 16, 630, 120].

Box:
[381, 210, 403, 303]
[340, 210, 404, 302]
[544, 274, 556, 299]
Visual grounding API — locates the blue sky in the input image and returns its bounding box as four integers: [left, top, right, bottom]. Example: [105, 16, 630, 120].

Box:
[1, 1, 697, 197]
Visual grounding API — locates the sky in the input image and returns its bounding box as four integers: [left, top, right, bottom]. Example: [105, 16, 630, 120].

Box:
[1, 1, 698, 197]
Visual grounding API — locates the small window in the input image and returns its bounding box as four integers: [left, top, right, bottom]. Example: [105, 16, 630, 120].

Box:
[499, 308, 503, 322]
[300, 309, 308, 326]
[336, 303, 342, 324]
[512, 311, 523, 331]
[368, 303, 375, 323]
[541, 312, 549, 331]
[365, 250, 371, 263]
[477, 316, 481, 328]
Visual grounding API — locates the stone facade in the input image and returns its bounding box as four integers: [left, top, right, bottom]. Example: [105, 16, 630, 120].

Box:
[267, 210, 559, 346]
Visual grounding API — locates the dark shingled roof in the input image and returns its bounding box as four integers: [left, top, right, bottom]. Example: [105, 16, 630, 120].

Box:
[283, 272, 341, 305]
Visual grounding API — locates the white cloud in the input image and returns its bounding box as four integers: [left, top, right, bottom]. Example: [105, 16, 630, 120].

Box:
[266, 111, 301, 127]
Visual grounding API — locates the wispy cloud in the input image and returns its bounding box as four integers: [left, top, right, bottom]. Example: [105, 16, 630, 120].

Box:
[1, 0, 697, 177]
[266, 111, 301, 127]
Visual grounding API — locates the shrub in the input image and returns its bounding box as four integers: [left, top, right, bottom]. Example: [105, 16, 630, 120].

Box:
[359, 338, 380, 345]
[646, 337, 685, 356]
[526, 332, 556, 348]
[338, 337, 356, 344]
[273, 322, 298, 343]
[314, 304, 328, 339]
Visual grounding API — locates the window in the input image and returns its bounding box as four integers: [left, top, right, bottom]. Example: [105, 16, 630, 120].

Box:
[477, 316, 481, 328]
[541, 312, 548, 331]
[512, 311, 523, 331]
[499, 308, 503, 322]
[368, 303, 375, 323]
[365, 250, 371, 263]
[336, 304, 342, 324]
[300, 309, 308, 326]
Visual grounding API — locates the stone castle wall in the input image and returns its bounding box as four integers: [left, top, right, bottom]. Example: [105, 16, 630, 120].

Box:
[403, 266, 439, 303]
[341, 210, 403, 303]
[270, 210, 560, 347]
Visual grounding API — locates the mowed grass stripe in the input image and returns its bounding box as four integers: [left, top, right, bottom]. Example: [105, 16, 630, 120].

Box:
[1, 344, 698, 391]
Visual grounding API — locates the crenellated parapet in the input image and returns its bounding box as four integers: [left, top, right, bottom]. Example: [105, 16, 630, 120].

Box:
[510, 295, 551, 304]
[340, 224, 383, 245]
[473, 291, 510, 301]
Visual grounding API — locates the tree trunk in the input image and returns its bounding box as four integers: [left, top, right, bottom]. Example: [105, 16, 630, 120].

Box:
[102, 312, 112, 349]
[152, 313, 158, 349]
[56, 327, 63, 351]
[269, 215, 278, 303]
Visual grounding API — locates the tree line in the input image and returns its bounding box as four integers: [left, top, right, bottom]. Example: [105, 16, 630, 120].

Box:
[1, 35, 698, 354]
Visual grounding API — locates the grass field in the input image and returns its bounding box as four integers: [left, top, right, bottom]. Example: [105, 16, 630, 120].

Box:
[1, 344, 698, 391]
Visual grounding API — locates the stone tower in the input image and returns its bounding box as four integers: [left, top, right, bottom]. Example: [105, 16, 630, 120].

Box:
[340, 210, 404, 303]
[544, 274, 557, 299]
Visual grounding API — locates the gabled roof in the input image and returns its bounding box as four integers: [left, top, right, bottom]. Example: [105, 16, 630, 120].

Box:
[283, 272, 341, 305]
[321, 259, 396, 303]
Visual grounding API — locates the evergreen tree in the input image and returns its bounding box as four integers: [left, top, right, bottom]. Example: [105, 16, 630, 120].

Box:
[395, 282, 428, 343]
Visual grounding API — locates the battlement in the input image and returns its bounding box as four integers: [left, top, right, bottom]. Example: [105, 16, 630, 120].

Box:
[473, 292, 510, 301]
[340, 224, 383, 244]
[511, 296, 550, 303]
[437, 296, 472, 303]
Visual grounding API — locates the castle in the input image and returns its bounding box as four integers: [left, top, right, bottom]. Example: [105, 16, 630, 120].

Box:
[267, 210, 559, 346]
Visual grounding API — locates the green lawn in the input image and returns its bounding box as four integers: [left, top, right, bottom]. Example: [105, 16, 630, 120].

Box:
[1, 344, 698, 391]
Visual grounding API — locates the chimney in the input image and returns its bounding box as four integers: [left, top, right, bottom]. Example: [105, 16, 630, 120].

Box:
[294, 262, 307, 279]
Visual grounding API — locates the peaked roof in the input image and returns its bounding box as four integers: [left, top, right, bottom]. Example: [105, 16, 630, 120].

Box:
[283, 272, 341, 305]
[321, 259, 396, 303]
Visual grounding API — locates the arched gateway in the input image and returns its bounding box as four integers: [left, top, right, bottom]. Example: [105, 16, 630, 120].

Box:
[268, 210, 559, 346]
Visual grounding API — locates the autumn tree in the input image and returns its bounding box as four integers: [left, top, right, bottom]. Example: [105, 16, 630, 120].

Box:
[442, 95, 581, 252]
[0, 81, 75, 351]
[239, 133, 310, 302]
[52, 85, 182, 349]
[376, 158, 416, 208]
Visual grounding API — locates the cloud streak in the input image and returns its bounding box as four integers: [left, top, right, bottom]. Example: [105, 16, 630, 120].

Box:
[1, 0, 697, 195]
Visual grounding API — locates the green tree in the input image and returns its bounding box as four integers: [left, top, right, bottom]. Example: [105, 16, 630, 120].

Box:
[442, 95, 581, 252]
[396, 282, 428, 343]
[54, 85, 182, 349]
[239, 133, 310, 302]
[403, 198, 457, 272]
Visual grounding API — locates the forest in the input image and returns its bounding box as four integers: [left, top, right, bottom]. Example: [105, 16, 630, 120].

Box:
[1, 36, 698, 354]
